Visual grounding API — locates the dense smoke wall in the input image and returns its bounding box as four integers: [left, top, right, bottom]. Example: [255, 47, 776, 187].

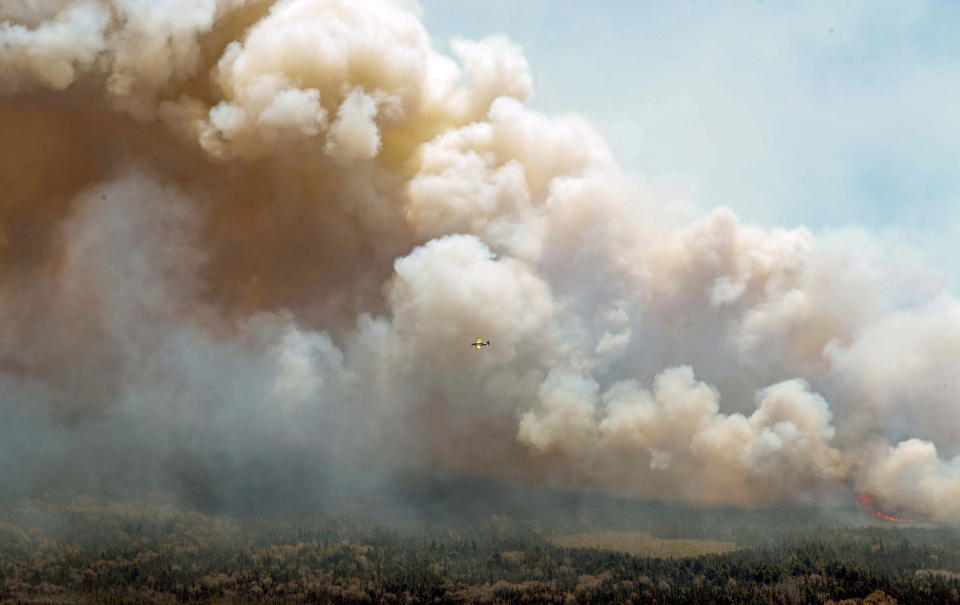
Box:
[2, 0, 959, 520]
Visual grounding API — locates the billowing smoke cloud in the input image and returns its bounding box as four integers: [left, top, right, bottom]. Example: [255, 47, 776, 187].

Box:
[2, 0, 959, 520]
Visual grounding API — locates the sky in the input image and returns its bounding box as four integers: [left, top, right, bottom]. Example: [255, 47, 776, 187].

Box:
[421, 0, 960, 285]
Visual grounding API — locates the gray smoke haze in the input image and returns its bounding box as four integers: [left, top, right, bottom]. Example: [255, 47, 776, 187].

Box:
[2, 0, 959, 520]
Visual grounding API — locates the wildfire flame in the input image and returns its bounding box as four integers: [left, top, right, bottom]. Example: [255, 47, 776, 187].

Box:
[858, 494, 913, 523]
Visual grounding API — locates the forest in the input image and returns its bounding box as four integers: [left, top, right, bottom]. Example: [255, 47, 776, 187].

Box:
[2, 484, 959, 604]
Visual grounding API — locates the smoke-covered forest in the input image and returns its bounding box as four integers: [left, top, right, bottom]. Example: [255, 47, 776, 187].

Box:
[2, 486, 960, 604]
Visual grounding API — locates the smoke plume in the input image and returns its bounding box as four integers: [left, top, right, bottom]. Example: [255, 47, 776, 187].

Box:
[2, 0, 959, 520]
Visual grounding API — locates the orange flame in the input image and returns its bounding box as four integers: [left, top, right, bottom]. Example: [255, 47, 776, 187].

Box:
[858, 493, 913, 523]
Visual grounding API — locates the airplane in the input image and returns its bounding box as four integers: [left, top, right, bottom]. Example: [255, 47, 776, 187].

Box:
[471, 338, 491, 350]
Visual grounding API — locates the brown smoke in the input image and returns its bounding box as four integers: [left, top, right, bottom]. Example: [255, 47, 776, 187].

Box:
[2, 0, 960, 520]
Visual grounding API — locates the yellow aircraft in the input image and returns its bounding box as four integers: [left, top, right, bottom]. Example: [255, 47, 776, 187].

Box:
[471, 338, 491, 350]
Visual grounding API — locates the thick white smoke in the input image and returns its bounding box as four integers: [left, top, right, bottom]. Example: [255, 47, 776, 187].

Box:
[2, 0, 959, 520]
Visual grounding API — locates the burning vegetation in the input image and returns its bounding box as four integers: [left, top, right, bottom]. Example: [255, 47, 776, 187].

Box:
[859, 494, 915, 524]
